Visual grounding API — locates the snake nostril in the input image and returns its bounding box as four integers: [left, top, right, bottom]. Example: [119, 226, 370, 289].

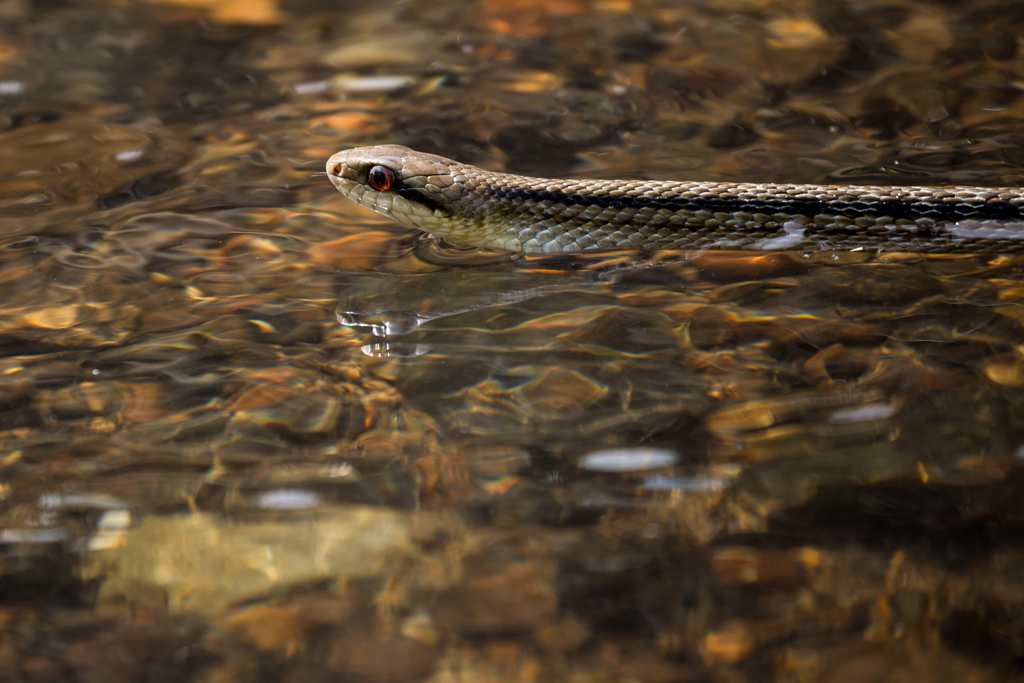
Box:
[331, 163, 342, 175]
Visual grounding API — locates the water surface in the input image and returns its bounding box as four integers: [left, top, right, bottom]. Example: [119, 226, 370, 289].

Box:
[2, 0, 1024, 680]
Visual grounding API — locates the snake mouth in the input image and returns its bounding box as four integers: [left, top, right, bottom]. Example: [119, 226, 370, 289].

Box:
[325, 159, 356, 196]
[326, 153, 367, 196]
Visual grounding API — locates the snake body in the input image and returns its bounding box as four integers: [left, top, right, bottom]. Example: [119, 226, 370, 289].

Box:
[327, 145, 1024, 254]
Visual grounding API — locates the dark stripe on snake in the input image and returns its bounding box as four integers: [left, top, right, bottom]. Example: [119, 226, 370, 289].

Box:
[399, 187, 451, 214]
[489, 187, 1024, 221]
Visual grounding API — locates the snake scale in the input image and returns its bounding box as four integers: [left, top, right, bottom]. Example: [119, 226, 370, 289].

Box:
[327, 144, 1024, 254]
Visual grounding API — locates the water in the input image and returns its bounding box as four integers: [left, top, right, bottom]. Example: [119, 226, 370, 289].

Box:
[2, 0, 1024, 680]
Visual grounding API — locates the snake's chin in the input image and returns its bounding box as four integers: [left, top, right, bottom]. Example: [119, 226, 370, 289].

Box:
[327, 175, 404, 223]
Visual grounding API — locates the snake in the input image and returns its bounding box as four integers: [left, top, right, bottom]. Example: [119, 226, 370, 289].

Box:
[326, 144, 1024, 254]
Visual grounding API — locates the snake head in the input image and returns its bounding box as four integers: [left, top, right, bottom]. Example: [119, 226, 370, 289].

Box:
[326, 145, 458, 232]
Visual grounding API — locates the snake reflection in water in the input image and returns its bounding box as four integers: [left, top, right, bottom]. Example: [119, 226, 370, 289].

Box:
[327, 144, 1024, 254]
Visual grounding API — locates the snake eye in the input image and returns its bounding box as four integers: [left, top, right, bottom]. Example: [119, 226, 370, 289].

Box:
[367, 165, 395, 191]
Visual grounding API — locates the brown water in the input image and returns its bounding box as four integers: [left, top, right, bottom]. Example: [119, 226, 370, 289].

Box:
[3, 0, 1024, 680]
